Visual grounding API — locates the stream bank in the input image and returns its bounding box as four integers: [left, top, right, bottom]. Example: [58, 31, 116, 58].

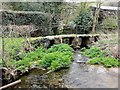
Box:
[63, 51, 118, 88]
[5, 51, 119, 89]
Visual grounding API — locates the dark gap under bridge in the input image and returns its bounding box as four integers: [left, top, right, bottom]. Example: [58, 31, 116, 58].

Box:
[31, 34, 99, 49]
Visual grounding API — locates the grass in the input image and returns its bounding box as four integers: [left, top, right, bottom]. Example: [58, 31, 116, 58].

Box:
[94, 30, 118, 59]
[0, 36, 43, 68]
[102, 17, 118, 29]
[0, 37, 24, 50]
[98, 32, 118, 44]
[0, 37, 42, 56]
[7, 44, 73, 73]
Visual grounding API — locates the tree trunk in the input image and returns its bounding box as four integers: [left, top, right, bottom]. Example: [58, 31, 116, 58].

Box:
[92, 1, 102, 34]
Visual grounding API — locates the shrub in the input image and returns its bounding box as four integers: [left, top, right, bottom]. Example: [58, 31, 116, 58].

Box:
[11, 48, 47, 72]
[11, 44, 73, 72]
[40, 52, 72, 71]
[74, 11, 93, 34]
[40, 44, 73, 71]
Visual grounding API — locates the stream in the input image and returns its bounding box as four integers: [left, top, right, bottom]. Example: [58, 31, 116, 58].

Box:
[8, 51, 119, 89]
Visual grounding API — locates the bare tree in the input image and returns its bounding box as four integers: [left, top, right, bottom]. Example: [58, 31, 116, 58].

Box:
[92, 0, 102, 34]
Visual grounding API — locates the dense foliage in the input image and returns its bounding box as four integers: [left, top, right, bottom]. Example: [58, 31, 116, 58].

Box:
[47, 44, 73, 53]
[2, 2, 63, 35]
[74, 10, 93, 34]
[40, 52, 72, 71]
[87, 57, 120, 67]
[9, 44, 73, 72]
[80, 47, 107, 58]
[9, 48, 47, 72]
[81, 47, 120, 68]
[40, 44, 73, 71]
[4, 2, 63, 12]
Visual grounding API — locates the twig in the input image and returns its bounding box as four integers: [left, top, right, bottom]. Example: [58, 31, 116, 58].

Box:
[45, 70, 53, 75]
[0, 80, 21, 90]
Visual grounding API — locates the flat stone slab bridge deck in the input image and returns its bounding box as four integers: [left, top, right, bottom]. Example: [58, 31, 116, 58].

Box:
[44, 34, 99, 40]
[32, 34, 100, 49]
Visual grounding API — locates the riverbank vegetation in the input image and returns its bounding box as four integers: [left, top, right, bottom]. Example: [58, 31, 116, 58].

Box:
[0, 1, 119, 88]
[5, 44, 73, 74]
[81, 46, 120, 68]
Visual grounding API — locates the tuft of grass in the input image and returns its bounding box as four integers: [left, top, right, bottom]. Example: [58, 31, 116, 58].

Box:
[0, 37, 43, 61]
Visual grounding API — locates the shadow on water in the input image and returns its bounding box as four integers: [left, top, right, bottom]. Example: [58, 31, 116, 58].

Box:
[8, 68, 69, 89]
[7, 51, 119, 89]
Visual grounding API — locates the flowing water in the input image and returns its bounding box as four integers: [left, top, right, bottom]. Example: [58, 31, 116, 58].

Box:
[63, 51, 119, 88]
[9, 51, 119, 89]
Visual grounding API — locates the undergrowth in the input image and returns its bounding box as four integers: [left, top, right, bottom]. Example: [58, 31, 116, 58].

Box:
[80, 46, 120, 68]
[40, 44, 73, 71]
[9, 44, 73, 73]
